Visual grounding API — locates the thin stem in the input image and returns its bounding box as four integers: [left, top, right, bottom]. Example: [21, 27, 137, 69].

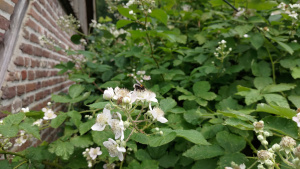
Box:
[0, 151, 25, 158]
[266, 48, 276, 84]
[247, 160, 258, 169]
[125, 129, 135, 142]
[276, 151, 295, 168]
[13, 160, 27, 169]
[245, 138, 257, 153]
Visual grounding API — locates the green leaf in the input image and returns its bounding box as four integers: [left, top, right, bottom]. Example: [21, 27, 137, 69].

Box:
[245, 90, 263, 105]
[117, 7, 136, 20]
[116, 20, 133, 29]
[67, 111, 81, 128]
[100, 81, 120, 88]
[141, 160, 159, 169]
[194, 34, 206, 45]
[25, 146, 55, 162]
[218, 153, 248, 169]
[158, 152, 179, 168]
[234, 25, 254, 37]
[263, 94, 289, 108]
[51, 94, 71, 103]
[88, 102, 109, 109]
[3, 113, 25, 126]
[292, 67, 300, 79]
[0, 160, 11, 168]
[70, 92, 90, 103]
[263, 116, 298, 138]
[0, 124, 19, 137]
[48, 140, 74, 160]
[70, 135, 93, 148]
[50, 113, 68, 128]
[19, 119, 41, 140]
[174, 129, 210, 145]
[150, 9, 168, 26]
[193, 81, 216, 100]
[92, 130, 114, 146]
[79, 120, 95, 135]
[251, 61, 271, 77]
[183, 144, 224, 160]
[288, 95, 300, 108]
[69, 84, 85, 99]
[256, 103, 296, 119]
[218, 110, 256, 122]
[130, 133, 149, 144]
[262, 83, 296, 93]
[250, 33, 264, 49]
[160, 98, 177, 112]
[277, 41, 294, 55]
[216, 131, 246, 153]
[183, 109, 202, 124]
[149, 132, 176, 147]
[176, 86, 193, 95]
[224, 118, 254, 130]
[192, 158, 218, 169]
[70, 34, 81, 44]
[248, 1, 278, 10]
[135, 149, 152, 161]
[253, 77, 273, 90]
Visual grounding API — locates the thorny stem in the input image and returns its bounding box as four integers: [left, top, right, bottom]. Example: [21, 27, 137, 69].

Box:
[13, 160, 27, 169]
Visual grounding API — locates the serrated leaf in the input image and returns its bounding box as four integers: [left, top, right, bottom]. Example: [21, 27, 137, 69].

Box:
[88, 102, 109, 109]
[51, 94, 71, 103]
[248, 1, 278, 10]
[183, 144, 224, 160]
[160, 98, 177, 112]
[262, 83, 296, 93]
[175, 130, 210, 145]
[234, 25, 254, 37]
[158, 152, 179, 168]
[19, 119, 41, 140]
[256, 103, 296, 119]
[135, 149, 152, 161]
[51, 113, 68, 128]
[183, 109, 202, 124]
[92, 130, 114, 145]
[224, 118, 254, 130]
[254, 77, 273, 90]
[48, 140, 74, 160]
[193, 81, 216, 101]
[25, 146, 55, 162]
[70, 135, 93, 148]
[141, 160, 159, 169]
[288, 95, 300, 108]
[149, 132, 176, 147]
[292, 67, 300, 79]
[69, 84, 85, 99]
[178, 95, 197, 101]
[218, 110, 256, 122]
[70, 92, 90, 103]
[130, 132, 149, 144]
[0, 124, 19, 137]
[118, 7, 136, 20]
[79, 120, 95, 135]
[277, 41, 294, 55]
[245, 89, 263, 105]
[216, 131, 246, 153]
[3, 113, 25, 126]
[263, 94, 289, 108]
[250, 33, 264, 49]
[219, 153, 248, 169]
[150, 9, 168, 26]
[116, 20, 133, 29]
[67, 111, 81, 128]
[251, 61, 271, 77]
[176, 86, 193, 95]
[194, 34, 206, 45]
[263, 116, 298, 138]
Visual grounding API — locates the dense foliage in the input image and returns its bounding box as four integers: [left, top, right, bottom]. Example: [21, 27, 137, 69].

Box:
[2, 0, 300, 168]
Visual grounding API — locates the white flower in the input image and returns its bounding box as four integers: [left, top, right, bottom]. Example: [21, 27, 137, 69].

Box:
[130, 90, 157, 103]
[277, 2, 287, 10]
[113, 87, 130, 100]
[289, 11, 298, 19]
[225, 163, 246, 169]
[220, 40, 226, 44]
[143, 75, 151, 80]
[122, 97, 131, 104]
[136, 71, 146, 75]
[15, 135, 27, 146]
[42, 108, 57, 120]
[103, 163, 116, 169]
[109, 112, 125, 140]
[181, 4, 191, 11]
[292, 113, 300, 127]
[243, 34, 249, 38]
[290, 4, 300, 9]
[33, 119, 43, 126]
[235, 8, 245, 17]
[148, 9, 152, 13]
[103, 138, 126, 161]
[129, 10, 134, 15]
[88, 147, 102, 160]
[47, 102, 52, 106]
[103, 87, 115, 100]
[21, 107, 30, 113]
[149, 106, 168, 123]
[91, 108, 112, 131]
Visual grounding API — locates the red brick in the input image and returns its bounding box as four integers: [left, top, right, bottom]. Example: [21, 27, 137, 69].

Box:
[36, 70, 46, 78]
[1, 86, 16, 99]
[25, 57, 30, 67]
[25, 19, 39, 33]
[22, 95, 34, 107]
[30, 34, 39, 44]
[28, 70, 35, 80]
[31, 59, 36, 68]
[35, 91, 44, 101]
[0, 105, 11, 115]
[0, 0, 14, 15]
[36, 81, 42, 89]
[6, 72, 19, 81]
[42, 50, 51, 58]
[26, 83, 36, 92]
[23, 29, 29, 39]
[33, 46, 43, 57]
[20, 44, 33, 55]
[14, 56, 24, 66]
[21, 70, 27, 80]
[17, 85, 25, 96]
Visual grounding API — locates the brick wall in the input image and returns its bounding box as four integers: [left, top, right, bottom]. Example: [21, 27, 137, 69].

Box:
[0, 0, 86, 152]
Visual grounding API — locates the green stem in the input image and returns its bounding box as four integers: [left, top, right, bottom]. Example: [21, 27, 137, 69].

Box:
[245, 138, 257, 153]
[42, 161, 64, 169]
[276, 151, 294, 168]
[0, 151, 25, 158]
[13, 160, 27, 169]
[247, 160, 258, 169]
[266, 48, 276, 84]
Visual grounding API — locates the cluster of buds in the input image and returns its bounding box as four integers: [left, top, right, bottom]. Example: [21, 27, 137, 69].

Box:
[82, 147, 102, 168]
[14, 130, 29, 147]
[253, 121, 272, 146]
[214, 40, 232, 62]
[0, 134, 12, 150]
[127, 70, 151, 83]
[257, 149, 276, 168]
[57, 14, 81, 34]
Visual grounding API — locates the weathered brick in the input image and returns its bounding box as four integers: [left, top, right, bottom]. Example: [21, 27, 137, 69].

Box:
[36, 81, 42, 89]
[0, 105, 11, 115]
[28, 70, 35, 80]
[25, 19, 39, 33]
[23, 29, 29, 39]
[21, 70, 27, 80]
[12, 98, 22, 113]
[31, 59, 37, 68]
[6, 72, 20, 81]
[17, 85, 25, 96]
[42, 50, 51, 58]
[0, 0, 14, 15]
[20, 44, 33, 55]
[25, 57, 30, 67]
[26, 83, 36, 92]
[33, 46, 43, 57]
[22, 95, 34, 107]
[14, 56, 24, 66]
[1, 86, 16, 99]
[35, 91, 44, 101]
[30, 33, 39, 44]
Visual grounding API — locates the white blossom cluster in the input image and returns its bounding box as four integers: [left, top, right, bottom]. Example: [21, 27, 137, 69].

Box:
[82, 147, 102, 167]
[271, 2, 300, 20]
[0, 134, 13, 150]
[89, 20, 128, 38]
[56, 14, 81, 34]
[225, 162, 246, 169]
[214, 40, 232, 62]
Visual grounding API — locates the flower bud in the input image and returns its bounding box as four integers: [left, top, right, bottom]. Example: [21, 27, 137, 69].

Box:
[122, 97, 131, 104]
[265, 159, 273, 166]
[124, 121, 130, 128]
[253, 121, 264, 133]
[159, 131, 163, 135]
[263, 131, 270, 137]
[105, 103, 112, 110]
[155, 127, 159, 131]
[257, 164, 265, 169]
[120, 141, 126, 147]
[257, 150, 271, 162]
[262, 140, 268, 146]
[257, 135, 264, 141]
[272, 143, 280, 151]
